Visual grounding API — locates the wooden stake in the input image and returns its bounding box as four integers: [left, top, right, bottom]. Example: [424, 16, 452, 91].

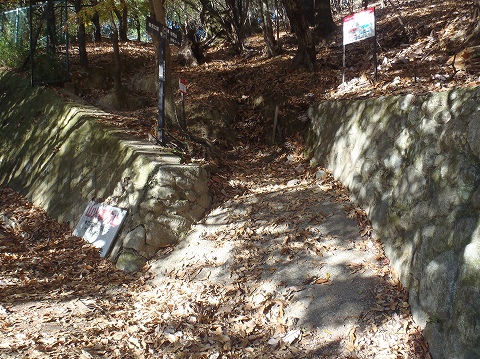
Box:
[272, 105, 279, 144]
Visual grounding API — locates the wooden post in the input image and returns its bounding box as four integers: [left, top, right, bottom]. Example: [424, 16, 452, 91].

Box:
[158, 37, 166, 145]
[272, 105, 279, 144]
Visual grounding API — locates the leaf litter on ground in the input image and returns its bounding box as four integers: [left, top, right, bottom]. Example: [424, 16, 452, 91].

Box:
[0, 143, 430, 358]
[2, 0, 472, 356]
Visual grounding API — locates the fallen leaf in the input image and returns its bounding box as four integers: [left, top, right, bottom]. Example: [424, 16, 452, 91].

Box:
[346, 326, 357, 352]
[314, 273, 331, 285]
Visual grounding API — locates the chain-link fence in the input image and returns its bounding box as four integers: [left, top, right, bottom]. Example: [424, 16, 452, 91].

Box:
[0, 7, 30, 68]
[0, 1, 69, 86]
[0, 7, 30, 44]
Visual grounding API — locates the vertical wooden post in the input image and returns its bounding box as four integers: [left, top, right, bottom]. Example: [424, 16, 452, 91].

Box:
[373, 7, 378, 82]
[158, 37, 166, 145]
[272, 105, 279, 144]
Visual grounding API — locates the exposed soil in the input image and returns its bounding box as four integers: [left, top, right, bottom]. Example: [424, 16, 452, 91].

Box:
[1, 0, 477, 357]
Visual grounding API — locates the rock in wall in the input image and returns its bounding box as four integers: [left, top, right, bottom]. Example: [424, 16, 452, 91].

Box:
[0, 70, 211, 273]
[307, 87, 480, 359]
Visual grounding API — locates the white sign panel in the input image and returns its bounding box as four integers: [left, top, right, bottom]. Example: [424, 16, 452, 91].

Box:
[343, 8, 375, 45]
[73, 201, 128, 257]
[179, 78, 187, 93]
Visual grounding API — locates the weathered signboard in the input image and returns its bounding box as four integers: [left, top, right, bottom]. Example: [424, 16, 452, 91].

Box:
[342, 7, 377, 82]
[146, 16, 162, 38]
[165, 26, 182, 47]
[343, 7, 376, 45]
[73, 201, 128, 257]
[146, 17, 182, 46]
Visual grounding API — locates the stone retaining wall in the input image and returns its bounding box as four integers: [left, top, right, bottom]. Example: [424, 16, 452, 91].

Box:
[0, 70, 211, 272]
[307, 87, 480, 359]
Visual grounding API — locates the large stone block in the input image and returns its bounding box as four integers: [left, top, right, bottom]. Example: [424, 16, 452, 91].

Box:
[451, 285, 480, 357]
[419, 251, 458, 321]
[307, 85, 480, 358]
[0, 70, 212, 273]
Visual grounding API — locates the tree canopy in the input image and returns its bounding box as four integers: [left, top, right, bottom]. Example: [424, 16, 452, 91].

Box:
[2, 0, 480, 85]
[0, 0, 341, 70]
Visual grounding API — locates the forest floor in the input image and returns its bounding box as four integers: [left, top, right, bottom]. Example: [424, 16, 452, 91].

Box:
[1, 0, 478, 357]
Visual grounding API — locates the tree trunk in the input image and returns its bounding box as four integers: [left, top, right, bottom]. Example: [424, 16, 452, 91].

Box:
[260, 0, 280, 57]
[92, 11, 102, 42]
[274, 0, 282, 40]
[136, 19, 141, 41]
[74, 0, 88, 67]
[121, 2, 128, 41]
[301, 0, 315, 25]
[114, 3, 129, 42]
[283, 0, 316, 71]
[198, 0, 246, 53]
[314, 0, 336, 40]
[110, 14, 123, 93]
[45, 1, 56, 54]
[225, 0, 247, 54]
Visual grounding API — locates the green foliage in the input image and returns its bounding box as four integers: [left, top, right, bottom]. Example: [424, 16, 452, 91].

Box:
[0, 34, 29, 69]
[0, 1, 28, 13]
[0, 3, 30, 68]
[165, 0, 202, 29]
[127, 0, 150, 40]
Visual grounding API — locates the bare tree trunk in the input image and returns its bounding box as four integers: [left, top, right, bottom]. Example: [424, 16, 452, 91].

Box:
[92, 11, 102, 42]
[114, 0, 129, 41]
[225, 0, 246, 53]
[74, 0, 88, 67]
[110, 13, 123, 93]
[198, 0, 248, 54]
[314, 0, 336, 40]
[46, 1, 56, 54]
[283, 0, 316, 71]
[260, 0, 280, 57]
[136, 17, 141, 41]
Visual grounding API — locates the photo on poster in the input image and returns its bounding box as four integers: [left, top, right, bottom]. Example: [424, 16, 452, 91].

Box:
[73, 200, 128, 257]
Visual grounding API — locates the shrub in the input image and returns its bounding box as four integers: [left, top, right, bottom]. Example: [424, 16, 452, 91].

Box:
[0, 34, 29, 69]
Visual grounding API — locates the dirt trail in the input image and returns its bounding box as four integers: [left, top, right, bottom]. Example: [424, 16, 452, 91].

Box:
[144, 148, 430, 358]
[0, 147, 430, 359]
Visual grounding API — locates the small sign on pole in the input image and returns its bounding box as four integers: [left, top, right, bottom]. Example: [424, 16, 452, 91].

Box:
[342, 7, 378, 83]
[73, 200, 128, 257]
[179, 78, 187, 131]
[179, 78, 187, 94]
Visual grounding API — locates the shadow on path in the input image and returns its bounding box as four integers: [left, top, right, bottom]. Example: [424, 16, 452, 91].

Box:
[150, 174, 428, 358]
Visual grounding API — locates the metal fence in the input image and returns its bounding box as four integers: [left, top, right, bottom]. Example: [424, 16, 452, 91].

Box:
[0, 7, 30, 45]
[0, 1, 69, 86]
